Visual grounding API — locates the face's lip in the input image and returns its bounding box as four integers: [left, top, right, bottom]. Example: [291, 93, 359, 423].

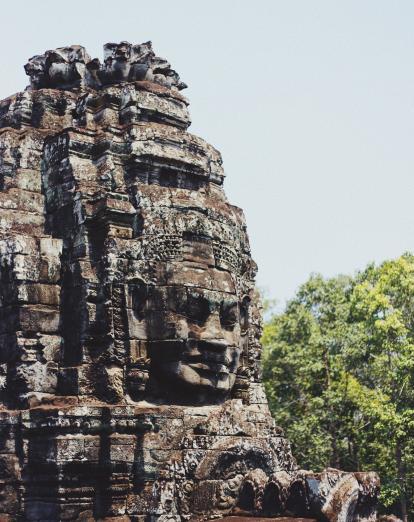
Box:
[183, 350, 232, 367]
[188, 362, 230, 375]
[185, 349, 233, 376]
[182, 340, 240, 376]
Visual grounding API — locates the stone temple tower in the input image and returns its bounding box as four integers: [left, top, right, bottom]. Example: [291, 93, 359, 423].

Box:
[0, 42, 378, 521]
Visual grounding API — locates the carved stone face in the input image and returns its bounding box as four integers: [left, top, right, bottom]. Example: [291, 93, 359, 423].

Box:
[149, 288, 243, 394]
[128, 265, 249, 399]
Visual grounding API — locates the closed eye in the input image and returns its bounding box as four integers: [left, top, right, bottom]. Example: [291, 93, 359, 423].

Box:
[186, 294, 211, 325]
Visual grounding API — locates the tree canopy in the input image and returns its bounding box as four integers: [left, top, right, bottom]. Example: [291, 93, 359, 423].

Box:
[262, 254, 414, 521]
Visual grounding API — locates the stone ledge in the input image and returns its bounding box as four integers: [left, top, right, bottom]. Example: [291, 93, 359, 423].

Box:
[213, 518, 317, 522]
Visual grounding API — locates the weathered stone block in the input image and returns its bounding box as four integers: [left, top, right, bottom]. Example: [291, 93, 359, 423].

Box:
[17, 283, 60, 305]
[19, 305, 60, 333]
[16, 360, 58, 394]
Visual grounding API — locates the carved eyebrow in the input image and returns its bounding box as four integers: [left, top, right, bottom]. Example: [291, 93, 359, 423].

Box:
[187, 294, 210, 307]
[186, 289, 220, 307]
[221, 299, 239, 307]
[158, 287, 241, 313]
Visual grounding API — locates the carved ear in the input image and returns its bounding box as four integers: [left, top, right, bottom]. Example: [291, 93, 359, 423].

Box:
[128, 278, 148, 320]
[240, 295, 251, 334]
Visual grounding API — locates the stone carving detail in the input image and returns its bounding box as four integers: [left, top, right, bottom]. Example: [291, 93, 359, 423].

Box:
[25, 42, 187, 92]
[0, 42, 378, 521]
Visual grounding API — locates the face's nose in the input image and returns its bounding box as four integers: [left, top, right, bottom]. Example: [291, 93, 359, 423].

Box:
[198, 312, 225, 342]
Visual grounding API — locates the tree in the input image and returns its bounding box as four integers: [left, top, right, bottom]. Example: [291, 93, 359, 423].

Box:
[262, 254, 414, 521]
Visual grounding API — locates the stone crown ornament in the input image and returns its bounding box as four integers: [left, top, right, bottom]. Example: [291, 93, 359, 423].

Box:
[25, 42, 187, 91]
[0, 42, 379, 521]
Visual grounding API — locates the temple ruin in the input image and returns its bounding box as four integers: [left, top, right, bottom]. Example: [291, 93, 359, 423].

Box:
[0, 41, 379, 521]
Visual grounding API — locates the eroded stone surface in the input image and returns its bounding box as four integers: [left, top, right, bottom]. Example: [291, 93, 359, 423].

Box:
[0, 42, 379, 521]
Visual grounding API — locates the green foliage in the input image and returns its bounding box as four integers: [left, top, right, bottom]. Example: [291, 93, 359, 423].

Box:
[262, 254, 414, 520]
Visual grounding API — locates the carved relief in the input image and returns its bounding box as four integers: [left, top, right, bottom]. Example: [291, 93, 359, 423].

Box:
[0, 42, 379, 521]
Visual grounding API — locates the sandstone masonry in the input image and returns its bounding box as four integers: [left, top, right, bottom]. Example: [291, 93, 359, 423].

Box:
[0, 42, 379, 521]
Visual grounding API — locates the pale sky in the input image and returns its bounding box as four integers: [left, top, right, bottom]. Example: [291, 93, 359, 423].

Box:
[1, 0, 414, 308]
